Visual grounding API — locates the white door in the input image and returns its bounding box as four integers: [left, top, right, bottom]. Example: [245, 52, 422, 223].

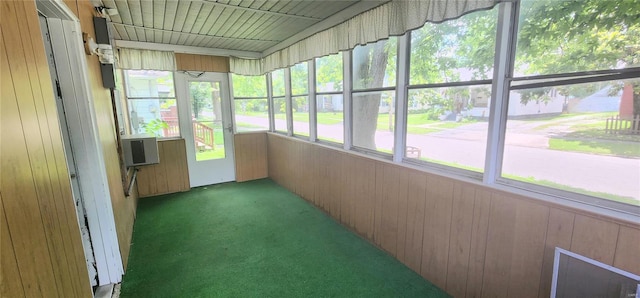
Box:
[176, 72, 235, 187]
[39, 13, 98, 285]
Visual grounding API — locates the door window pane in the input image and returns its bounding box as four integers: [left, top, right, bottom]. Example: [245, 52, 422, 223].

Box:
[189, 81, 225, 161]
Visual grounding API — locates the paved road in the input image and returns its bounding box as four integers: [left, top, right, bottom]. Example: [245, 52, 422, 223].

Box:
[235, 115, 640, 201]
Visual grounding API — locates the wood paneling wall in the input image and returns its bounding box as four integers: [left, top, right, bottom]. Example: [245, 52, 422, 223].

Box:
[136, 139, 190, 197]
[234, 133, 268, 182]
[175, 53, 230, 72]
[0, 1, 92, 296]
[65, 0, 140, 268]
[267, 133, 640, 298]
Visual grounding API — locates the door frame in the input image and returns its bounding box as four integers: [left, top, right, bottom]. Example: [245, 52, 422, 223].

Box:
[175, 71, 236, 187]
[37, 0, 124, 286]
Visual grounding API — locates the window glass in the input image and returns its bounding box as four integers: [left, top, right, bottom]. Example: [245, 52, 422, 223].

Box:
[406, 7, 498, 171]
[352, 91, 395, 153]
[352, 38, 397, 90]
[272, 69, 286, 96]
[123, 70, 178, 138]
[273, 97, 287, 132]
[234, 99, 269, 132]
[316, 53, 343, 92]
[290, 63, 309, 136]
[189, 81, 225, 161]
[508, 0, 640, 209]
[316, 94, 344, 144]
[125, 70, 175, 97]
[232, 74, 267, 97]
[292, 96, 310, 136]
[291, 62, 309, 95]
[502, 78, 640, 206]
[410, 8, 497, 85]
[114, 70, 127, 135]
[515, 0, 640, 76]
[406, 85, 492, 171]
[316, 53, 344, 144]
[232, 74, 269, 132]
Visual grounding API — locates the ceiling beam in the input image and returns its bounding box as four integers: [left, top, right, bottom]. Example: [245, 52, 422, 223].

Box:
[262, 0, 390, 56]
[199, 0, 322, 21]
[114, 40, 263, 59]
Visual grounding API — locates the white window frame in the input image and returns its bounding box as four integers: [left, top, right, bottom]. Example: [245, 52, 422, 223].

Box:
[349, 38, 399, 160]
[289, 61, 312, 139]
[260, 1, 639, 221]
[120, 69, 179, 138]
[229, 73, 270, 134]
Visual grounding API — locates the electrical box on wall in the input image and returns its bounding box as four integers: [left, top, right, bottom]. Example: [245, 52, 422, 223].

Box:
[93, 16, 110, 44]
[100, 63, 116, 88]
[121, 134, 160, 167]
[93, 16, 116, 89]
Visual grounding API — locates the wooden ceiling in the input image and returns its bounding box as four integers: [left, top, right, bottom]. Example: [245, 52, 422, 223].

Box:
[102, 0, 386, 55]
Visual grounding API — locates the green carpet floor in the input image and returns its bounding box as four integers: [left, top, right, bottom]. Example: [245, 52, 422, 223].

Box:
[120, 179, 449, 297]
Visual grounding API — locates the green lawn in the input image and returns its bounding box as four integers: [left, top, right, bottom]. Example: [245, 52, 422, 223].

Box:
[234, 111, 269, 118]
[238, 111, 474, 136]
[196, 148, 226, 161]
[549, 138, 640, 157]
[542, 113, 640, 157]
[197, 121, 226, 146]
[532, 112, 617, 131]
[235, 122, 269, 131]
[317, 112, 344, 125]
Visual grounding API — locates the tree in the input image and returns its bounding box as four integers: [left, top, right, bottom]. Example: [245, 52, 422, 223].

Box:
[266, 0, 638, 148]
[231, 74, 269, 114]
[189, 82, 214, 119]
[515, 0, 640, 114]
[352, 39, 395, 149]
[231, 74, 267, 98]
[350, 8, 496, 149]
[290, 62, 309, 112]
[271, 69, 286, 97]
[316, 53, 343, 91]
